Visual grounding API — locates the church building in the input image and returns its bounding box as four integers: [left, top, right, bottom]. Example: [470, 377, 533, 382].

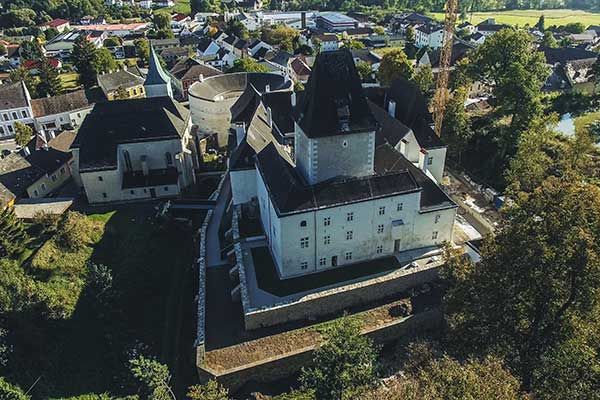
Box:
[229, 49, 457, 279]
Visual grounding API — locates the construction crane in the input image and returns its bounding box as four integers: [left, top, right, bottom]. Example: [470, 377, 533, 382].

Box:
[432, 0, 459, 137]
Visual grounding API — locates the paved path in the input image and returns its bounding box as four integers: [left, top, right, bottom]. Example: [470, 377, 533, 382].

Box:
[206, 174, 231, 268]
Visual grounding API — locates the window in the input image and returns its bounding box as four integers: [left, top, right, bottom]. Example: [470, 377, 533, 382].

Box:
[434, 215, 440, 224]
[300, 237, 309, 248]
[378, 206, 385, 215]
[77, 113, 81, 118]
[60, 167, 65, 175]
[102, 192, 107, 198]
[11, 112, 17, 119]
[346, 231, 353, 240]
[377, 224, 384, 234]
[0, 126, 4, 135]
[300, 262, 308, 270]
[165, 152, 173, 166]
[300, 220, 307, 227]
[324, 235, 331, 245]
[51, 174, 57, 182]
[143, 188, 147, 193]
[21, 110, 27, 118]
[123, 150, 132, 171]
[98, 176, 103, 181]
[432, 231, 439, 240]
[427, 156, 433, 165]
[7, 125, 13, 133]
[323, 217, 331, 226]
[164, 186, 169, 191]
[33, 190, 38, 197]
[41, 183, 46, 191]
[346, 212, 354, 222]
[342, 140, 348, 147]
[397, 203, 403, 211]
[2, 114, 8, 121]
[130, 190, 135, 195]
[345, 251, 352, 260]
[319, 257, 327, 266]
[376, 245, 383, 254]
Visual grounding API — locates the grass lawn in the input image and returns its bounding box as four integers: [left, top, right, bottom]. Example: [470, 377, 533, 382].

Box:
[431, 9, 600, 27]
[575, 110, 600, 134]
[59, 72, 81, 90]
[372, 46, 405, 56]
[9, 205, 199, 399]
[156, 0, 191, 15]
[251, 247, 401, 297]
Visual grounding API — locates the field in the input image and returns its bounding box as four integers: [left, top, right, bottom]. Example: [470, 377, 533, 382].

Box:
[156, 0, 191, 15]
[431, 9, 600, 27]
[58, 72, 81, 90]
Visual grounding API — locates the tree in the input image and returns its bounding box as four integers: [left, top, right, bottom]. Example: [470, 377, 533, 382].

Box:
[562, 22, 585, 34]
[405, 26, 416, 45]
[153, 13, 171, 31]
[224, 19, 248, 40]
[468, 28, 549, 156]
[377, 48, 413, 86]
[412, 65, 434, 95]
[536, 14, 545, 31]
[129, 355, 175, 400]
[355, 60, 373, 82]
[9, 67, 36, 96]
[55, 211, 94, 251]
[441, 86, 472, 163]
[541, 31, 558, 48]
[19, 40, 42, 60]
[44, 27, 60, 41]
[227, 58, 268, 73]
[187, 380, 229, 400]
[72, 35, 98, 88]
[343, 39, 364, 49]
[300, 318, 378, 399]
[0, 207, 29, 258]
[14, 122, 33, 147]
[0, 44, 7, 56]
[135, 38, 150, 66]
[36, 57, 63, 97]
[92, 48, 117, 74]
[0, 377, 29, 400]
[261, 25, 299, 52]
[442, 177, 600, 393]
[591, 58, 600, 93]
[103, 36, 122, 47]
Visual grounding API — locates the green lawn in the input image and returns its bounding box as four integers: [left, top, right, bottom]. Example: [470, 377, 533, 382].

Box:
[431, 9, 600, 27]
[156, 0, 191, 15]
[575, 110, 600, 134]
[59, 72, 81, 90]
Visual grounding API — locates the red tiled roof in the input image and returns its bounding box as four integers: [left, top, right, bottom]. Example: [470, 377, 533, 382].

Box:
[43, 18, 70, 28]
[172, 13, 189, 22]
[22, 58, 61, 70]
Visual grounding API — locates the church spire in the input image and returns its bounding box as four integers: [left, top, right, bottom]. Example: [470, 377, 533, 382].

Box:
[144, 45, 173, 98]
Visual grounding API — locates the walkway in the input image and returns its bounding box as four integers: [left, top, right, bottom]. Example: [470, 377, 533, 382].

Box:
[205, 174, 231, 268]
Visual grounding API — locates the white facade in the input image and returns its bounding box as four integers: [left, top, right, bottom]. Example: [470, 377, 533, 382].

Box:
[415, 26, 444, 49]
[34, 107, 93, 132]
[0, 83, 34, 139]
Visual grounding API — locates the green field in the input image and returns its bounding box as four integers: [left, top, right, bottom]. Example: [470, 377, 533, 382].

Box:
[58, 72, 81, 90]
[156, 0, 191, 15]
[431, 9, 600, 27]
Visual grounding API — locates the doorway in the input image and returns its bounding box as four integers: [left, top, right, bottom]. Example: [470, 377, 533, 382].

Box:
[150, 188, 156, 198]
[394, 239, 401, 252]
[331, 255, 338, 267]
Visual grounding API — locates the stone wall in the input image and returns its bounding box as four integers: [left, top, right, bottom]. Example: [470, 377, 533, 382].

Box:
[194, 208, 213, 365]
[243, 260, 442, 330]
[199, 309, 442, 392]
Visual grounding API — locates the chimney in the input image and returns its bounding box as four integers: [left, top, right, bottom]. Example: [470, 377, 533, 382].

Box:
[265, 84, 270, 93]
[266, 106, 273, 128]
[388, 100, 396, 117]
[291, 91, 296, 107]
[141, 155, 149, 176]
[199, 73, 204, 82]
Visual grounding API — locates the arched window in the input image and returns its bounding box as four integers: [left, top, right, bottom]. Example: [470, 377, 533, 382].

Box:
[123, 150, 132, 171]
[165, 152, 173, 166]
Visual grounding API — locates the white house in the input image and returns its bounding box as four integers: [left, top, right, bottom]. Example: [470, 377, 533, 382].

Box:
[0, 82, 35, 139]
[415, 24, 444, 49]
[31, 89, 95, 132]
[196, 37, 221, 58]
[229, 50, 456, 279]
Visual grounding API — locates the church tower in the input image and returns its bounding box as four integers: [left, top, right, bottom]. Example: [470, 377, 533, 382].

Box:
[144, 46, 173, 98]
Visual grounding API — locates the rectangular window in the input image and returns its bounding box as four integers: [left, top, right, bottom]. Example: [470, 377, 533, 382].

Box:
[300, 237, 309, 248]
[434, 215, 440, 224]
[378, 206, 385, 215]
[102, 192, 107, 198]
[346, 212, 354, 222]
[164, 186, 169, 191]
[432, 231, 438, 240]
[21, 110, 27, 118]
[51, 174, 57, 182]
[427, 156, 433, 165]
[41, 183, 46, 191]
[11, 112, 17, 119]
[377, 224, 384, 233]
[319, 257, 326, 266]
[98, 176, 103, 181]
[130, 190, 135, 194]
[324, 235, 331, 245]
[0, 126, 4, 135]
[323, 217, 331, 226]
[2, 114, 8, 121]
[345, 251, 352, 260]
[60, 167, 65, 175]
[397, 203, 403, 211]
[346, 231, 353, 240]
[300, 262, 308, 270]
[300, 220, 307, 227]
[7, 125, 13, 133]
[376, 245, 383, 254]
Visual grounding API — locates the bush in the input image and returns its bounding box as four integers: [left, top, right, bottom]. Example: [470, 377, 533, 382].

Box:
[32, 211, 61, 235]
[55, 211, 94, 251]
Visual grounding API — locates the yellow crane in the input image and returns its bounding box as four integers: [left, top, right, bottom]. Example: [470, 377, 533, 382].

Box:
[432, 0, 459, 137]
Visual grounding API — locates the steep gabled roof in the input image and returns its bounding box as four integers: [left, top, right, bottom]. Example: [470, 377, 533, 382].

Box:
[0, 82, 29, 110]
[295, 49, 376, 138]
[144, 46, 171, 86]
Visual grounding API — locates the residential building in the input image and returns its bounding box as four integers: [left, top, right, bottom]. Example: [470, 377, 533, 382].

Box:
[160, 46, 190, 64]
[31, 89, 98, 132]
[97, 67, 146, 100]
[196, 37, 221, 58]
[289, 57, 311, 83]
[0, 82, 34, 139]
[542, 46, 599, 92]
[316, 12, 358, 32]
[416, 41, 474, 72]
[150, 38, 180, 51]
[41, 18, 71, 33]
[415, 24, 444, 49]
[44, 30, 106, 60]
[475, 19, 507, 37]
[168, 57, 222, 100]
[228, 49, 456, 278]
[70, 97, 197, 203]
[22, 58, 62, 75]
[351, 48, 382, 72]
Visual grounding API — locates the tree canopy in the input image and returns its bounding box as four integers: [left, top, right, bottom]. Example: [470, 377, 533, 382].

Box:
[377, 48, 413, 86]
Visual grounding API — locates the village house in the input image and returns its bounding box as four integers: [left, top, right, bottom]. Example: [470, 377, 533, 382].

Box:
[414, 24, 444, 49]
[31, 89, 98, 132]
[0, 82, 35, 139]
[228, 49, 456, 278]
[44, 30, 106, 60]
[41, 18, 71, 33]
[168, 58, 222, 100]
[542, 46, 599, 92]
[97, 67, 146, 100]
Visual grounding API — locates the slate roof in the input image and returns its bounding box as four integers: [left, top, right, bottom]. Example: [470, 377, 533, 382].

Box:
[197, 37, 215, 52]
[97, 67, 145, 93]
[416, 24, 442, 34]
[0, 82, 29, 110]
[31, 89, 95, 117]
[424, 42, 474, 67]
[230, 83, 262, 126]
[296, 49, 377, 138]
[234, 39, 248, 50]
[253, 46, 269, 59]
[270, 51, 293, 67]
[168, 58, 222, 81]
[262, 90, 294, 133]
[71, 97, 189, 171]
[477, 23, 506, 32]
[290, 57, 311, 77]
[367, 100, 411, 147]
[144, 46, 171, 86]
[160, 46, 189, 58]
[541, 46, 598, 64]
[351, 49, 381, 64]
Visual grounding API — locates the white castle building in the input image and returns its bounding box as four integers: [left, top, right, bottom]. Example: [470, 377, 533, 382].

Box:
[229, 49, 457, 279]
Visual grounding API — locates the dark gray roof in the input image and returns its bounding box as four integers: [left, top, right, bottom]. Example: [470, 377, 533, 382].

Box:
[230, 83, 262, 126]
[262, 91, 294, 133]
[97, 67, 145, 93]
[256, 142, 421, 216]
[542, 46, 598, 64]
[295, 49, 377, 138]
[169, 58, 222, 81]
[0, 153, 43, 207]
[477, 23, 506, 32]
[368, 100, 411, 147]
[253, 47, 269, 59]
[144, 46, 171, 86]
[424, 42, 474, 67]
[0, 82, 29, 110]
[72, 97, 189, 171]
[416, 24, 442, 34]
[234, 39, 248, 50]
[270, 50, 293, 67]
[223, 35, 237, 45]
[197, 37, 215, 53]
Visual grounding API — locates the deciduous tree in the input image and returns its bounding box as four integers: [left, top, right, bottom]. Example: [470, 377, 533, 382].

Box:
[129, 355, 175, 400]
[441, 86, 472, 163]
[412, 65, 434, 95]
[377, 48, 413, 86]
[14, 122, 33, 147]
[0, 207, 29, 258]
[227, 58, 268, 73]
[187, 380, 229, 400]
[92, 47, 117, 74]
